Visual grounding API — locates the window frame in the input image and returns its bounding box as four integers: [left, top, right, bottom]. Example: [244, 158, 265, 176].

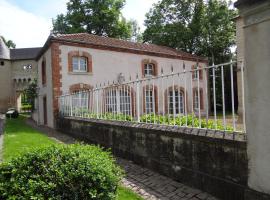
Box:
[145, 89, 154, 114]
[72, 56, 88, 73]
[144, 63, 155, 77]
[168, 90, 185, 115]
[143, 85, 158, 114]
[105, 87, 132, 115]
[193, 88, 204, 111]
[72, 91, 89, 109]
[194, 90, 199, 110]
[193, 66, 199, 80]
[192, 65, 203, 80]
[142, 59, 158, 77]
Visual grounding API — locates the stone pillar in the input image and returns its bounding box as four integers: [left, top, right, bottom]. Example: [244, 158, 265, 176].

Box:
[16, 92, 22, 112]
[235, 17, 245, 123]
[235, 0, 270, 197]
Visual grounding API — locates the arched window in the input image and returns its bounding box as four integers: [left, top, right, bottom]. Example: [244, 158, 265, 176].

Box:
[105, 86, 133, 115]
[192, 65, 203, 80]
[166, 86, 186, 115]
[72, 56, 87, 72]
[144, 63, 155, 76]
[168, 90, 184, 114]
[69, 84, 93, 113]
[141, 59, 158, 77]
[68, 51, 92, 73]
[143, 85, 158, 114]
[193, 88, 204, 111]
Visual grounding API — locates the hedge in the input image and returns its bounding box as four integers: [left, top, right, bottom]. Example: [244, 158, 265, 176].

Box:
[0, 144, 123, 200]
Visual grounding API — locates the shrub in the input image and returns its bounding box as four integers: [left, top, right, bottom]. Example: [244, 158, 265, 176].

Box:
[140, 114, 233, 131]
[21, 104, 32, 112]
[0, 144, 123, 200]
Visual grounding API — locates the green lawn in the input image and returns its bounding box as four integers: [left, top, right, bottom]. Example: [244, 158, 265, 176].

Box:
[2, 116, 143, 200]
[3, 116, 55, 161]
[117, 187, 143, 200]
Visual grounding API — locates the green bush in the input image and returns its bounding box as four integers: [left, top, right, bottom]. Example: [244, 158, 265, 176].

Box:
[140, 114, 233, 131]
[0, 144, 123, 200]
[21, 104, 32, 111]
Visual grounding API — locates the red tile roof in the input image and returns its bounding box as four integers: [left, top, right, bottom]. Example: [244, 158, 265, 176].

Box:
[38, 33, 207, 62]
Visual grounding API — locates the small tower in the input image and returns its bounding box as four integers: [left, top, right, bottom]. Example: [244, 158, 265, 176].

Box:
[0, 36, 10, 60]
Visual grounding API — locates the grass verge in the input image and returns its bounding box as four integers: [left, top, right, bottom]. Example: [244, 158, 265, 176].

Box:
[2, 116, 143, 200]
[3, 116, 55, 161]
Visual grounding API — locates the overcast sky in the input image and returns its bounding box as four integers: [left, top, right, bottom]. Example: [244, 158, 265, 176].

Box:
[0, 0, 236, 48]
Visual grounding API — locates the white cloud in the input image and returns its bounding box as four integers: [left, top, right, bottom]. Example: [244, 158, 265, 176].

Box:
[0, 0, 51, 48]
[122, 0, 159, 31]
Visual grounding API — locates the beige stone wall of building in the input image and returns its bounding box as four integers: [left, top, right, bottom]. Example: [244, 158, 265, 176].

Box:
[37, 48, 54, 128]
[0, 60, 13, 112]
[0, 58, 38, 113]
[11, 60, 38, 81]
[36, 44, 208, 128]
[60, 45, 208, 117]
[11, 59, 38, 111]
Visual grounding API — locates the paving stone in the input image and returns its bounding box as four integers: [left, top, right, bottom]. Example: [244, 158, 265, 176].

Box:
[190, 197, 200, 200]
[196, 193, 210, 200]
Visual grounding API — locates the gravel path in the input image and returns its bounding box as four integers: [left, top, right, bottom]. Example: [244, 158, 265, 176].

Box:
[26, 118, 219, 200]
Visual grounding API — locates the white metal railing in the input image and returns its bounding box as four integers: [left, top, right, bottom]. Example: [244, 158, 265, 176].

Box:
[58, 61, 246, 134]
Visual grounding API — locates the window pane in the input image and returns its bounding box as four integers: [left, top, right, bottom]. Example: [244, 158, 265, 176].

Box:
[180, 92, 184, 114]
[79, 57, 87, 72]
[120, 90, 131, 115]
[194, 66, 198, 79]
[144, 63, 154, 76]
[106, 90, 117, 113]
[194, 90, 199, 110]
[72, 57, 79, 71]
[168, 90, 184, 114]
[145, 90, 153, 113]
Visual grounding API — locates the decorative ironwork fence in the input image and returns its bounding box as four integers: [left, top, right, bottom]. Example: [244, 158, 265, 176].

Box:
[58, 61, 246, 133]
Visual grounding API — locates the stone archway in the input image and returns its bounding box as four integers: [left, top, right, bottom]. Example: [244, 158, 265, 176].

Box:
[13, 78, 33, 112]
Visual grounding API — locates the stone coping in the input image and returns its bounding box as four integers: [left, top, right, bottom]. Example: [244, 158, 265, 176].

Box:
[64, 117, 247, 144]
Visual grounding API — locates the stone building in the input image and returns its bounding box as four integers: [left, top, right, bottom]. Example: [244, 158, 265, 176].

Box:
[34, 33, 208, 128]
[0, 37, 41, 112]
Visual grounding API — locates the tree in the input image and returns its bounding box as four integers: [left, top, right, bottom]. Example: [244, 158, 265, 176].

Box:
[24, 79, 38, 111]
[1, 36, 16, 48]
[52, 0, 132, 39]
[143, 0, 237, 64]
[52, 14, 70, 34]
[144, 0, 237, 113]
[200, 0, 236, 64]
[129, 19, 143, 42]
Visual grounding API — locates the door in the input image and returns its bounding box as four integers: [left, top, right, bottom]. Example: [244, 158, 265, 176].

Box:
[43, 96, 47, 125]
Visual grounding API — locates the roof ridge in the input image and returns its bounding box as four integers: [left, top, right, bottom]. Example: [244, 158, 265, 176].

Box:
[45, 33, 207, 62]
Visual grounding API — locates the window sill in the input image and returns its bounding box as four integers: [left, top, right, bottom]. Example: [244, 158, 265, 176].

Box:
[68, 72, 93, 76]
[143, 75, 156, 79]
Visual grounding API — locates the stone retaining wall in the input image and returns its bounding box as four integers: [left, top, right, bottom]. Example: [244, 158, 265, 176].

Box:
[57, 117, 248, 200]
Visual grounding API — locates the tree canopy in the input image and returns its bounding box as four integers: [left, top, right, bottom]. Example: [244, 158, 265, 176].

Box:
[143, 0, 237, 64]
[52, 0, 132, 39]
[1, 36, 16, 49]
[24, 79, 38, 111]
